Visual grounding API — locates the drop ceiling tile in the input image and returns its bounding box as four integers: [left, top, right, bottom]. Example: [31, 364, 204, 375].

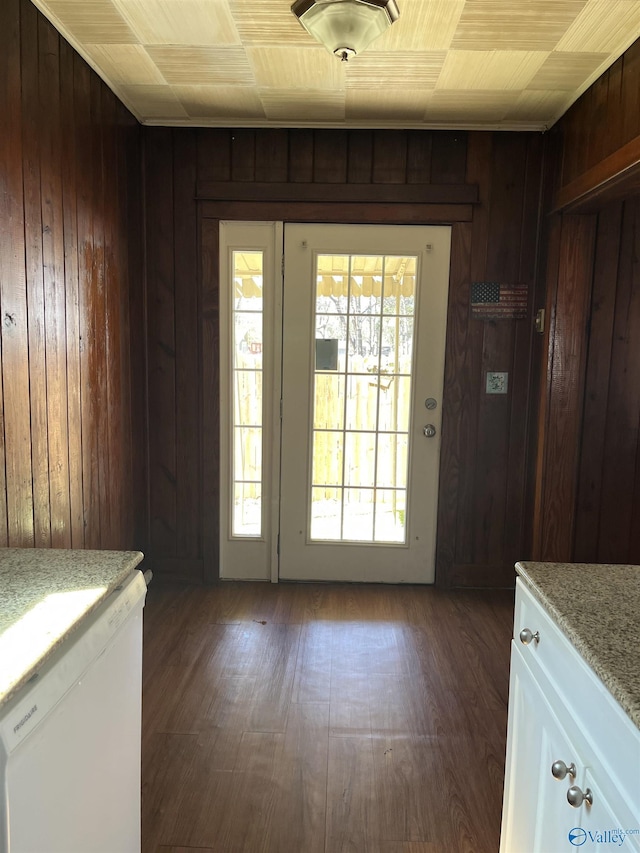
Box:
[425, 89, 520, 121]
[437, 49, 548, 89]
[44, 0, 138, 43]
[231, 0, 310, 45]
[504, 89, 570, 122]
[119, 84, 189, 118]
[259, 89, 345, 122]
[145, 45, 254, 85]
[84, 44, 167, 85]
[451, 0, 589, 50]
[175, 85, 266, 119]
[114, 0, 240, 46]
[527, 51, 607, 90]
[556, 0, 640, 53]
[375, 0, 466, 51]
[345, 52, 446, 89]
[346, 88, 429, 120]
[248, 47, 345, 89]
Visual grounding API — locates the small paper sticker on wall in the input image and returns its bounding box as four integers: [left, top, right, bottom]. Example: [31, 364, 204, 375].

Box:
[486, 372, 508, 394]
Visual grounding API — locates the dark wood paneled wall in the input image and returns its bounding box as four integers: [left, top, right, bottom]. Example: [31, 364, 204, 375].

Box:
[574, 198, 640, 563]
[143, 127, 544, 586]
[0, 0, 144, 552]
[532, 215, 596, 560]
[551, 39, 640, 198]
[533, 37, 640, 563]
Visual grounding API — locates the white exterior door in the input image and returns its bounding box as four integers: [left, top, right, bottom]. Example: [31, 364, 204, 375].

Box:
[279, 223, 451, 583]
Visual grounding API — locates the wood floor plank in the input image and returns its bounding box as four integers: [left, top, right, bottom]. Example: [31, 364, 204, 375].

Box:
[370, 735, 449, 846]
[141, 581, 513, 853]
[248, 623, 301, 732]
[291, 621, 333, 703]
[257, 702, 329, 853]
[329, 669, 373, 737]
[325, 735, 379, 851]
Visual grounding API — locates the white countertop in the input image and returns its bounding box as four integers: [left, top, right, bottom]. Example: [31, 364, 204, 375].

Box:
[516, 561, 640, 730]
[0, 548, 144, 710]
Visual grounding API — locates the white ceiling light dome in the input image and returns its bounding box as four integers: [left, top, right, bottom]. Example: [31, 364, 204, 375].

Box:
[291, 0, 400, 61]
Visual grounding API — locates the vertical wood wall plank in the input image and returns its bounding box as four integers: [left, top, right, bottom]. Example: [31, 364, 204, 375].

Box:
[431, 131, 467, 183]
[102, 81, 120, 549]
[174, 129, 202, 575]
[313, 131, 348, 183]
[406, 131, 432, 184]
[1, 0, 34, 547]
[201, 218, 220, 582]
[145, 128, 178, 557]
[91, 72, 108, 549]
[59, 38, 84, 548]
[538, 215, 596, 561]
[197, 128, 232, 182]
[124, 110, 147, 553]
[347, 132, 373, 183]
[39, 16, 72, 548]
[531, 215, 562, 559]
[21, 0, 50, 546]
[372, 131, 407, 183]
[75, 57, 99, 548]
[255, 129, 289, 182]
[288, 129, 314, 183]
[231, 129, 256, 182]
[622, 42, 640, 145]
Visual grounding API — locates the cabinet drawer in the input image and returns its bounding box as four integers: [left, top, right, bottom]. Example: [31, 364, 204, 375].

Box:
[514, 579, 640, 819]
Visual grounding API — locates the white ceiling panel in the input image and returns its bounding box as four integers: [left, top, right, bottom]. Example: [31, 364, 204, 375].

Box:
[30, 0, 640, 129]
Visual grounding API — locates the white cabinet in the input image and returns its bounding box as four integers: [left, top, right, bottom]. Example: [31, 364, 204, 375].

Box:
[500, 580, 640, 853]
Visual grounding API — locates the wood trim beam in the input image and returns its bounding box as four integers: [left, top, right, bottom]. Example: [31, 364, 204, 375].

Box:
[553, 135, 640, 213]
[200, 200, 473, 223]
[197, 181, 479, 206]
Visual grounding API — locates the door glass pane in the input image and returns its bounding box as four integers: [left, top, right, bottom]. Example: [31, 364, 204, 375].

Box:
[374, 489, 406, 542]
[343, 488, 374, 540]
[312, 432, 343, 486]
[231, 250, 263, 537]
[314, 374, 345, 430]
[310, 252, 417, 543]
[310, 487, 342, 540]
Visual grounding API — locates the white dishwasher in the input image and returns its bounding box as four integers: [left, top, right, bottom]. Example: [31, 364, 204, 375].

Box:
[0, 568, 148, 853]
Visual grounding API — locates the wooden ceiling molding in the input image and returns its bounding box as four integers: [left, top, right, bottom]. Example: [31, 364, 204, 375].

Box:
[31, 0, 640, 129]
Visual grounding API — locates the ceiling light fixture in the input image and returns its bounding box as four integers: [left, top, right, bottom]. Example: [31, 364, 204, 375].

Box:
[291, 0, 399, 61]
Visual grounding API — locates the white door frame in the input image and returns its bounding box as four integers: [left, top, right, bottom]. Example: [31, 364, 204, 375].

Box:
[218, 220, 451, 583]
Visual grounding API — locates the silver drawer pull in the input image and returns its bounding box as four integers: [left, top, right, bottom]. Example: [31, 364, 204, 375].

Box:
[567, 786, 593, 808]
[551, 760, 576, 781]
[519, 627, 540, 645]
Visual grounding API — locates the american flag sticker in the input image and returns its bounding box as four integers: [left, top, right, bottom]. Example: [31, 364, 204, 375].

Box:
[470, 282, 528, 320]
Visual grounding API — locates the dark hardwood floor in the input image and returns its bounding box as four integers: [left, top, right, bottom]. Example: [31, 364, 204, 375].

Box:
[141, 581, 514, 853]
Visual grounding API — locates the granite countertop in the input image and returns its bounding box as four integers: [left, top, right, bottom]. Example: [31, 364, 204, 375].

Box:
[516, 561, 640, 731]
[0, 548, 144, 710]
